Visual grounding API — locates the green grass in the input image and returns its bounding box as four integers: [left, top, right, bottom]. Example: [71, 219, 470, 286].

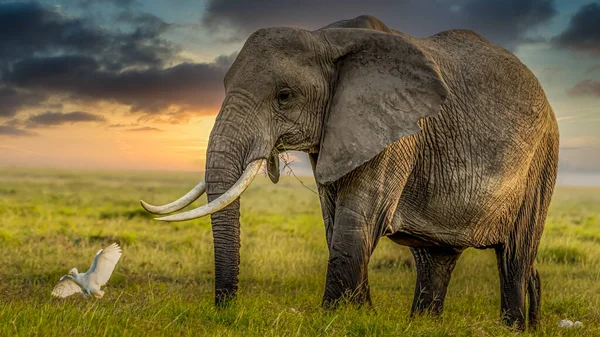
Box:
[1, 166, 599, 336]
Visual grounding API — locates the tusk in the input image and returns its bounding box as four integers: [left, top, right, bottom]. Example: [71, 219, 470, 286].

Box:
[140, 181, 206, 214]
[154, 159, 265, 222]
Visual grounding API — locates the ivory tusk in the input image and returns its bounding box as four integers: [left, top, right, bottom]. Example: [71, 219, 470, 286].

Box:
[140, 181, 206, 214]
[154, 159, 264, 222]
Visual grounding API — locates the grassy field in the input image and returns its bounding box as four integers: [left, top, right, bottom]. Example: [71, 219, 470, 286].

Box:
[0, 167, 599, 336]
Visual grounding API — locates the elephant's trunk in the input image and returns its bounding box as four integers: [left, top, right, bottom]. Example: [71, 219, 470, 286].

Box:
[141, 98, 270, 304]
[204, 106, 263, 305]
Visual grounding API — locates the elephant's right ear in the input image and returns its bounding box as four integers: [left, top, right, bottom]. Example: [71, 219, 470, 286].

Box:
[314, 28, 448, 185]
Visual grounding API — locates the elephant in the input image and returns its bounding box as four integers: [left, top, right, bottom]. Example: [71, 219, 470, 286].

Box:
[140, 15, 559, 330]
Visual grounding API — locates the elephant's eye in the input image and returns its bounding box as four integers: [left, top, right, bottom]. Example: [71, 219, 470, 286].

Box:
[276, 89, 292, 105]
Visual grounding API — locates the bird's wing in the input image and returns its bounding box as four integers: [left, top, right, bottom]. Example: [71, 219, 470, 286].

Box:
[52, 275, 81, 298]
[87, 243, 122, 287]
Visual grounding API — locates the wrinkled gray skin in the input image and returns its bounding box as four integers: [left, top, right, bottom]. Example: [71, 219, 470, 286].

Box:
[205, 15, 558, 330]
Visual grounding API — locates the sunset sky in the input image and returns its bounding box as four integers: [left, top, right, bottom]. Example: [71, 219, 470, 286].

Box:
[0, 0, 599, 182]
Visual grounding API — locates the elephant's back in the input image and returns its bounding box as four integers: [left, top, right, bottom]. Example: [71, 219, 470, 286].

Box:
[395, 30, 558, 247]
[421, 29, 553, 121]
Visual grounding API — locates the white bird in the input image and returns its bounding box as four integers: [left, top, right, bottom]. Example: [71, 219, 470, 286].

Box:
[52, 243, 122, 299]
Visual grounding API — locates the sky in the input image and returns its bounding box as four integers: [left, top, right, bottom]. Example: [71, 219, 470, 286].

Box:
[0, 0, 599, 183]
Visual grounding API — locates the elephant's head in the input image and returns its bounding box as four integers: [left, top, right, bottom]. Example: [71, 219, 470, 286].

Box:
[141, 26, 448, 304]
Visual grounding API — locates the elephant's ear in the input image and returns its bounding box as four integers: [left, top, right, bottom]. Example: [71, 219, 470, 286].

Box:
[314, 28, 448, 185]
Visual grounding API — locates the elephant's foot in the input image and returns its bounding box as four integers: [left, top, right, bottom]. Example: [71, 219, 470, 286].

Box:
[322, 251, 373, 308]
[527, 268, 542, 329]
[322, 282, 372, 308]
[495, 245, 532, 331]
[215, 287, 237, 307]
[501, 311, 526, 331]
[321, 205, 378, 309]
[410, 296, 445, 317]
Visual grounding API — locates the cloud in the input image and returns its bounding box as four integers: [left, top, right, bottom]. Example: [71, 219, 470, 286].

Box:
[567, 80, 600, 97]
[0, 0, 240, 120]
[561, 136, 600, 149]
[108, 123, 139, 128]
[75, 0, 138, 9]
[556, 114, 583, 122]
[26, 111, 106, 127]
[560, 136, 600, 173]
[588, 64, 600, 74]
[0, 1, 193, 120]
[553, 3, 600, 55]
[202, 0, 556, 49]
[0, 86, 45, 117]
[4, 54, 234, 117]
[0, 124, 37, 137]
[455, 0, 555, 49]
[213, 51, 240, 67]
[0, 2, 178, 69]
[0, 2, 106, 63]
[126, 126, 163, 132]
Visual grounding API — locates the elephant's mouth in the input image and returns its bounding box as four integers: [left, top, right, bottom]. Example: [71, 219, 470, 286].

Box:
[140, 158, 265, 222]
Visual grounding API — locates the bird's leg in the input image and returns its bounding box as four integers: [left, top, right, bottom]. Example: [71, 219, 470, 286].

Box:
[82, 290, 88, 299]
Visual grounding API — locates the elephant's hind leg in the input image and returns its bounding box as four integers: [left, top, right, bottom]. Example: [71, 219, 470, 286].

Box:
[410, 246, 462, 316]
[495, 192, 549, 330]
[496, 135, 557, 330]
[527, 267, 541, 328]
[495, 243, 530, 330]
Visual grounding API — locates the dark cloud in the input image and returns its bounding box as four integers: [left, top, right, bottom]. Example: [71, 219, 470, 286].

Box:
[0, 124, 37, 136]
[26, 111, 106, 127]
[0, 2, 178, 70]
[126, 126, 163, 132]
[202, 0, 556, 49]
[0, 2, 236, 123]
[0, 87, 45, 117]
[5, 54, 233, 116]
[108, 11, 180, 70]
[213, 51, 239, 68]
[567, 80, 600, 97]
[75, 0, 137, 9]
[0, 1, 189, 123]
[0, 2, 106, 63]
[553, 3, 600, 55]
[458, 0, 555, 49]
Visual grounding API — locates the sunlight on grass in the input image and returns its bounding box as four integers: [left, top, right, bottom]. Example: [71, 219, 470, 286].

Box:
[0, 167, 599, 336]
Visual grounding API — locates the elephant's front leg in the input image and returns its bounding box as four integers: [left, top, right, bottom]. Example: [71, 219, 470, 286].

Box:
[322, 206, 377, 307]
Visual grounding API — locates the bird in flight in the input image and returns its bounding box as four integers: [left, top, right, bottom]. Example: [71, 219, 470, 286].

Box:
[52, 243, 122, 299]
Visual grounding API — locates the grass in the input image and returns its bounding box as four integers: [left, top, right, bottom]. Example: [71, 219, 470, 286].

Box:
[0, 166, 599, 336]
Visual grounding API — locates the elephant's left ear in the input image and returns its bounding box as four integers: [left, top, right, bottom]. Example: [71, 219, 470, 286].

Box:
[314, 28, 448, 185]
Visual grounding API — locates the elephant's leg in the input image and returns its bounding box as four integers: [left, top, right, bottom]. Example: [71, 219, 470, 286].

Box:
[309, 153, 336, 249]
[495, 244, 530, 330]
[496, 139, 556, 330]
[318, 143, 415, 307]
[322, 206, 377, 307]
[495, 207, 545, 330]
[527, 267, 541, 328]
[410, 246, 462, 316]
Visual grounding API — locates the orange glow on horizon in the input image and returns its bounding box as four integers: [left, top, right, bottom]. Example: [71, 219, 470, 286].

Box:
[0, 114, 218, 172]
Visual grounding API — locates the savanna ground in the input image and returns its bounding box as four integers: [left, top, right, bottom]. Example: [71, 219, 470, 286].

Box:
[0, 167, 599, 336]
